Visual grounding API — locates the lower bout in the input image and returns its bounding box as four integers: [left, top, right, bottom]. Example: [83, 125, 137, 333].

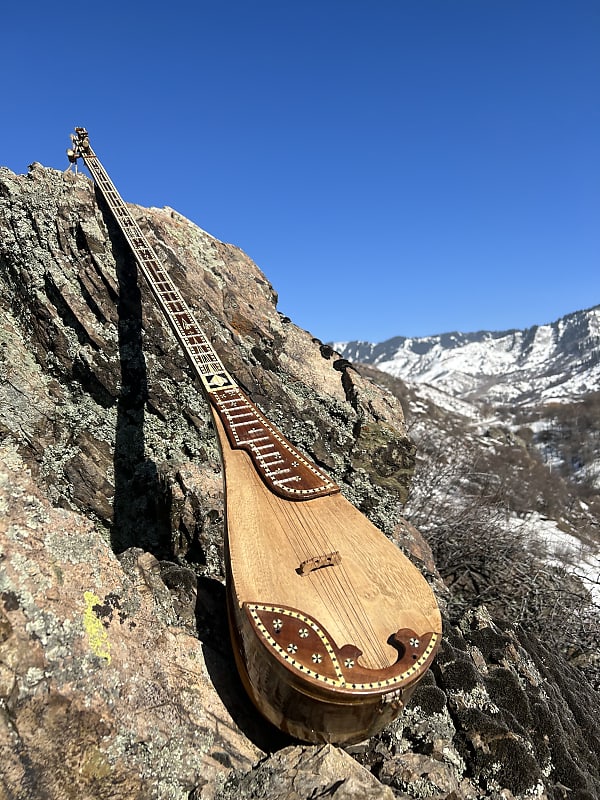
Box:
[228, 598, 419, 744]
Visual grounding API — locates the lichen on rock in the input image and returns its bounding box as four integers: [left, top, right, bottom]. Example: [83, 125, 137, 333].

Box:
[1, 164, 599, 799]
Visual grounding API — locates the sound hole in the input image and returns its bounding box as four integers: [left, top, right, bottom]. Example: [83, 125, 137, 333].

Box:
[387, 634, 406, 662]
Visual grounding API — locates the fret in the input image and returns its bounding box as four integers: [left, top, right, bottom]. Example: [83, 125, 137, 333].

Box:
[184, 340, 209, 352]
[186, 341, 219, 355]
[236, 436, 271, 446]
[258, 454, 284, 464]
[188, 348, 220, 362]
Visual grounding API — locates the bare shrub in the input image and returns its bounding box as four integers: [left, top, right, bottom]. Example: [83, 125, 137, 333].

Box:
[355, 362, 600, 687]
[404, 426, 600, 689]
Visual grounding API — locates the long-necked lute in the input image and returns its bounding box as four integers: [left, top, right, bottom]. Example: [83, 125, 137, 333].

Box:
[67, 128, 441, 744]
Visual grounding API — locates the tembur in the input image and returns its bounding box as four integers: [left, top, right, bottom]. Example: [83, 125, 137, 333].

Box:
[67, 127, 441, 743]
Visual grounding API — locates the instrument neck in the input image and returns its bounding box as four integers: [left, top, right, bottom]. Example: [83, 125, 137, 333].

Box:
[69, 127, 340, 500]
[78, 142, 233, 394]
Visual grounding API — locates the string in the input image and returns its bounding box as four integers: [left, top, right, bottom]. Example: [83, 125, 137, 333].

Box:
[294, 497, 392, 666]
[86, 149, 392, 668]
[265, 489, 391, 668]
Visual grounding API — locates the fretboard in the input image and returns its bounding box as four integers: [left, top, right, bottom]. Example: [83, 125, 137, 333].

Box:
[79, 147, 229, 389]
[211, 386, 338, 499]
[74, 132, 339, 500]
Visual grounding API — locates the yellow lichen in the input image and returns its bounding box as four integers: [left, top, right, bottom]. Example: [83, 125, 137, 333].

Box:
[79, 745, 112, 779]
[83, 591, 111, 663]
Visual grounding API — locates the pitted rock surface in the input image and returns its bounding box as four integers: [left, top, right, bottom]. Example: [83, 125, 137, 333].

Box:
[1, 164, 599, 799]
[0, 442, 261, 800]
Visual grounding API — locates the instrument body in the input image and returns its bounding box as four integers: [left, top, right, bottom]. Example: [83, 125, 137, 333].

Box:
[68, 127, 441, 743]
[214, 411, 440, 742]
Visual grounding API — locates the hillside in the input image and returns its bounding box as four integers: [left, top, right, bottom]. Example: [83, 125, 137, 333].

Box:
[334, 308, 600, 504]
[1, 164, 599, 799]
[356, 362, 599, 649]
[336, 311, 600, 693]
[334, 306, 600, 407]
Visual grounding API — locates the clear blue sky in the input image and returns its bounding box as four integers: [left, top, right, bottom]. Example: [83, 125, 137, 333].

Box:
[2, 1, 598, 343]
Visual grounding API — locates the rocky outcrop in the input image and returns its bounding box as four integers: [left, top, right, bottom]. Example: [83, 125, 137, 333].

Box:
[210, 744, 397, 800]
[1, 164, 599, 799]
[0, 163, 414, 557]
[0, 443, 261, 799]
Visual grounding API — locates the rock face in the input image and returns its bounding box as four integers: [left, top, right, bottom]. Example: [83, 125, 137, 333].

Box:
[211, 744, 397, 800]
[0, 164, 414, 557]
[0, 444, 261, 799]
[1, 164, 599, 799]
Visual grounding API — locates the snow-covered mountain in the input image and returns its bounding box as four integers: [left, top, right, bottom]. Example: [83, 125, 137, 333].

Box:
[334, 305, 600, 408]
[334, 306, 600, 687]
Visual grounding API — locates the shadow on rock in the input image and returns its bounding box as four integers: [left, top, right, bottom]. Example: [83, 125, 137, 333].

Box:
[95, 188, 172, 558]
[195, 576, 294, 754]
